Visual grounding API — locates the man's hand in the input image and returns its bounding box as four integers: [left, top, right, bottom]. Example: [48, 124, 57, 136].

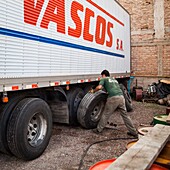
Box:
[89, 89, 95, 93]
[89, 85, 103, 93]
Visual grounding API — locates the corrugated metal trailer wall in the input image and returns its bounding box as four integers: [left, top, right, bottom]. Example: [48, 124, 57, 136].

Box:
[0, 0, 130, 77]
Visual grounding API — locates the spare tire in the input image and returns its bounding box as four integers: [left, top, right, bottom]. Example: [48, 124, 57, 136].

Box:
[119, 84, 133, 112]
[77, 90, 108, 129]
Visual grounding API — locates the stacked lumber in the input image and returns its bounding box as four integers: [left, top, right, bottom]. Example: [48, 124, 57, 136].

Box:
[106, 124, 170, 170]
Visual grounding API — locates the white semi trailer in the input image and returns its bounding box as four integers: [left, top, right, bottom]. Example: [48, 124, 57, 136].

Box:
[0, 0, 131, 160]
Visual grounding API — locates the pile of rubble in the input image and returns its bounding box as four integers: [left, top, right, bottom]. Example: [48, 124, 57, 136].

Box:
[158, 94, 170, 106]
[156, 80, 170, 106]
[134, 79, 170, 106]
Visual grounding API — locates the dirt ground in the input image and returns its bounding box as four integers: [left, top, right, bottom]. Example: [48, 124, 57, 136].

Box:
[0, 101, 168, 170]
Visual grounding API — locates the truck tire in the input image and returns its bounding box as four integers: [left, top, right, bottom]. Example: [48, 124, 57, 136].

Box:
[0, 95, 25, 154]
[119, 84, 133, 112]
[7, 98, 52, 160]
[67, 87, 85, 125]
[77, 91, 108, 129]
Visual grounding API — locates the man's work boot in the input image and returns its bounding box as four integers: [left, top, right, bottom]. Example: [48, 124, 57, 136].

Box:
[92, 128, 101, 134]
[127, 132, 138, 139]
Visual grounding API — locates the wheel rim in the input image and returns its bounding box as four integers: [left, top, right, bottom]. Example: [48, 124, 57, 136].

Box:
[90, 101, 105, 122]
[27, 113, 47, 147]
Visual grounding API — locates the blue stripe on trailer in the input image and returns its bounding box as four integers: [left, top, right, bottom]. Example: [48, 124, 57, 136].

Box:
[0, 27, 124, 58]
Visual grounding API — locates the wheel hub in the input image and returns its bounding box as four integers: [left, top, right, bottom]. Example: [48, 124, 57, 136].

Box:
[27, 113, 47, 147]
[91, 102, 104, 122]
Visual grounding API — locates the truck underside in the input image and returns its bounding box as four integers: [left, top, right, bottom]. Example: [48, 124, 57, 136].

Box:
[0, 78, 131, 160]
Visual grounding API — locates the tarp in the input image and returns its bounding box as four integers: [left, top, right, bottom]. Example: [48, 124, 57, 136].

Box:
[156, 80, 170, 99]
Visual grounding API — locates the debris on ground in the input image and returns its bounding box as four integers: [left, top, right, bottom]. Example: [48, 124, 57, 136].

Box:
[133, 79, 170, 106]
[0, 101, 168, 170]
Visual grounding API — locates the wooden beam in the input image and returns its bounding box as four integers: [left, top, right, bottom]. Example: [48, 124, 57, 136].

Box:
[106, 124, 170, 170]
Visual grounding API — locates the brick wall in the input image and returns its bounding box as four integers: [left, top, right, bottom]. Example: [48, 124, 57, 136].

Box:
[165, 0, 170, 37]
[117, 0, 170, 90]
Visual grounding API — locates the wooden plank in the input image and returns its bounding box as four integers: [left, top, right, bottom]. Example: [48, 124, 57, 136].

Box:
[166, 113, 170, 124]
[106, 124, 170, 170]
[160, 79, 170, 84]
